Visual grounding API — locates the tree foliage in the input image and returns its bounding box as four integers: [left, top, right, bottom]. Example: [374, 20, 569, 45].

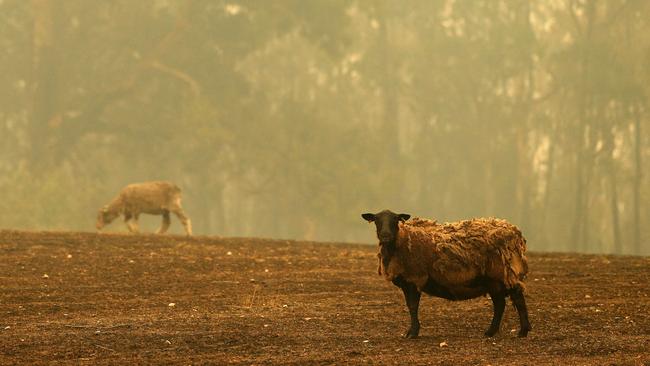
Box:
[0, 0, 648, 254]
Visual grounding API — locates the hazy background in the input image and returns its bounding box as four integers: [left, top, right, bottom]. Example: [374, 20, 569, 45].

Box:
[1, 0, 648, 255]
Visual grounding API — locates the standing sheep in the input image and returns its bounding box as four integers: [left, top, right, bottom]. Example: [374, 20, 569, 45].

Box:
[96, 181, 192, 236]
[361, 209, 531, 338]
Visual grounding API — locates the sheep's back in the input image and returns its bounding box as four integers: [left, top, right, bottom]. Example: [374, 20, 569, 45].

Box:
[120, 181, 182, 213]
[396, 218, 528, 290]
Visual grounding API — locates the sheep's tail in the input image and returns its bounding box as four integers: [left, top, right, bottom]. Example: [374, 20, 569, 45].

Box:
[501, 227, 528, 291]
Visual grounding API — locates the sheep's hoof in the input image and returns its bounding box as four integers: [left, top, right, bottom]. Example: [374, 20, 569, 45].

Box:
[403, 328, 419, 339]
[484, 327, 499, 337]
[518, 326, 531, 338]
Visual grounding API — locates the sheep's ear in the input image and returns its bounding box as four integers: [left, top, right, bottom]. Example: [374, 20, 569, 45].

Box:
[398, 214, 411, 222]
[361, 213, 376, 222]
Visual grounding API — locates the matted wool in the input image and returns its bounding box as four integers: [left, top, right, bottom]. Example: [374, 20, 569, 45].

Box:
[379, 217, 528, 292]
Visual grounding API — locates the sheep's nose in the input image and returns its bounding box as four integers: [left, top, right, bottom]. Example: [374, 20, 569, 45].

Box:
[379, 232, 393, 242]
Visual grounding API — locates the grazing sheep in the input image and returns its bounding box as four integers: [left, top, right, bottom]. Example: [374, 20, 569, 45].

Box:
[96, 181, 192, 236]
[361, 209, 531, 338]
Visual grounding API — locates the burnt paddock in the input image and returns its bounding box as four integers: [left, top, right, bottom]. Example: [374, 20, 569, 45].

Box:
[0, 231, 648, 365]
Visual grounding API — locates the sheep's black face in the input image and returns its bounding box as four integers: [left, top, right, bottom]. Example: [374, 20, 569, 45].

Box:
[362, 210, 411, 244]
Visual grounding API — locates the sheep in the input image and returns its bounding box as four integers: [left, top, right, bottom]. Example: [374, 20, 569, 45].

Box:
[361, 209, 531, 339]
[96, 181, 192, 236]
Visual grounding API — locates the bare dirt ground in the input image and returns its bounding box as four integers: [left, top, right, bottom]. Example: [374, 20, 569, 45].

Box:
[0, 230, 648, 365]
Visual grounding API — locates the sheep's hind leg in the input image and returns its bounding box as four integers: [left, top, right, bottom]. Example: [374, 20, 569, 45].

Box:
[393, 277, 421, 338]
[510, 286, 532, 337]
[157, 211, 171, 234]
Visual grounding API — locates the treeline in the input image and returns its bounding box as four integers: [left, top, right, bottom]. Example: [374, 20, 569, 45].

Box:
[0, 0, 648, 254]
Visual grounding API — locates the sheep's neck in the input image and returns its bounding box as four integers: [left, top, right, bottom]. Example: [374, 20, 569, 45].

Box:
[106, 195, 124, 214]
[379, 241, 396, 271]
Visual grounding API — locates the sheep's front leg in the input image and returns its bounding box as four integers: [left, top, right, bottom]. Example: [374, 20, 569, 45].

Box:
[483, 280, 506, 337]
[125, 213, 139, 233]
[510, 286, 532, 337]
[157, 211, 171, 234]
[172, 209, 192, 236]
[123, 213, 135, 233]
[393, 277, 421, 338]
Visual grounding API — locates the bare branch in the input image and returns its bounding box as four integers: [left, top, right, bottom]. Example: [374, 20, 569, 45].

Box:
[150, 60, 201, 96]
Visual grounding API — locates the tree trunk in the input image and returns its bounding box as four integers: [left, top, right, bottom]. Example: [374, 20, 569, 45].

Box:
[570, 146, 586, 250]
[539, 127, 557, 249]
[604, 126, 622, 253]
[377, 2, 400, 158]
[30, 0, 62, 171]
[515, 0, 535, 235]
[570, 0, 597, 252]
[609, 167, 622, 253]
[633, 106, 642, 254]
